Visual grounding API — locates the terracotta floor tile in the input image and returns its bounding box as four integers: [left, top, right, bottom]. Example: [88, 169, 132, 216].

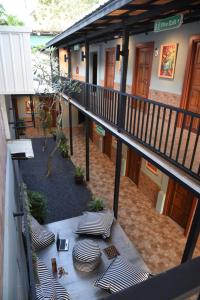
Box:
[69, 129, 200, 273]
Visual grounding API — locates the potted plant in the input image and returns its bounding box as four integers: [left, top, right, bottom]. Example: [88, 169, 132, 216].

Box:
[27, 190, 47, 224]
[51, 129, 57, 141]
[58, 140, 69, 158]
[32, 252, 40, 285]
[74, 166, 84, 184]
[88, 197, 105, 212]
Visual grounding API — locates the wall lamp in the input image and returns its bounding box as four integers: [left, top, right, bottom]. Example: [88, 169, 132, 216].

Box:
[115, 44, 123, 61]
[81, 51, 86, 61]
[64, 54, 69, 62]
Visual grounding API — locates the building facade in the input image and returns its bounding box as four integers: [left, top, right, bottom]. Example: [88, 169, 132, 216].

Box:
[57, 20, 200, 236]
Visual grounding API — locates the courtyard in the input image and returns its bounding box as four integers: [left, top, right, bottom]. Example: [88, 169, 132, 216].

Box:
[23, 125, 200, 274]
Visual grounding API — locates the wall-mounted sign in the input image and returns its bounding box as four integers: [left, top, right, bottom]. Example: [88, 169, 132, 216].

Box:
[74, 44, 80, 51]
[146, 161, 158, 175]
[95, 125, 105, 136]
[158, 43, 178, 79]
[154, 14, 183, 32]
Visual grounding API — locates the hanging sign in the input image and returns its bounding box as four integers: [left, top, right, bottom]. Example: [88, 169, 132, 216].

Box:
[154, 14, 183, 32]
[74, 44, 80, 51]
[95, 125, 105, 136]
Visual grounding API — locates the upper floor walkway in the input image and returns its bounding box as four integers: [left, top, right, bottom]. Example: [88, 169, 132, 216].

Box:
[63, 80, 200, 188]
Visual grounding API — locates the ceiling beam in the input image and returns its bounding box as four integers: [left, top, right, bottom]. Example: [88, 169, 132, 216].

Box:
[57, 0, 194, 47]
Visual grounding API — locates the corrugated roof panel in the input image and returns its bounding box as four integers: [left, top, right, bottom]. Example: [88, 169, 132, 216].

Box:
[0, 26, 34, 95]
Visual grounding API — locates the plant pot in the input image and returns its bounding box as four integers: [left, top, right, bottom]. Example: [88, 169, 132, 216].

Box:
[61, 151, 69, 158]
[74, 175, 84, 184]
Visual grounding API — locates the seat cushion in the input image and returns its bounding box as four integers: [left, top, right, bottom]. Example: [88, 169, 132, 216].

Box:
[36, 258, 70, 300]
[76, 210, 114, 239]
[73, 239, 101, 262]
[94, 256, 149, 293]
[30, 216, 55, 251]
[72, 239, 101, 272]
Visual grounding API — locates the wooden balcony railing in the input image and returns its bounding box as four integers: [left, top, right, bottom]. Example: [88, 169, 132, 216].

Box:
[64, 80, 200, 181]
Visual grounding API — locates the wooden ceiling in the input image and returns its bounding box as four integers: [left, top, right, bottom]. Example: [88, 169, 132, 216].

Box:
[46, 0, 200, 48]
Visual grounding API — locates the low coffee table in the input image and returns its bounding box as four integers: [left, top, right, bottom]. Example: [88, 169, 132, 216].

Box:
[38, 216, 149, 300]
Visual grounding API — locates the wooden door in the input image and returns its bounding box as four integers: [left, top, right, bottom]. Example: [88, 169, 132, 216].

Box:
[104, 48, 115, 88]
[186, 42, 200, 129]
[92, 52, 98, 85]
[126, 148, 141, 185]
[133, 42, 154, 98]
[164, 179, 195, 235]
[103, 131, 112, 158]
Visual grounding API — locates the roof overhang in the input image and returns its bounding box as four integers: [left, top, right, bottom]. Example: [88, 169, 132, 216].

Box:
[46, 0, 200, 48]
[7, 139, 34, 160]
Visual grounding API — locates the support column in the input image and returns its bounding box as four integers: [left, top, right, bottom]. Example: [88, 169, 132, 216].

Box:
[85, 40, 90, 180]
[68, 102, 73, 156]
[113, 29, 129, 219]
[85, 40, 89, 109]
[181, 199, 200, 263]
[67, 48, 73, 155]
[85, 117, 90, 181]
[118, 29, 129, 130]
[67, 48, 71, 78]
[30, 95, 35, 128]
[113, 139, 122, 218]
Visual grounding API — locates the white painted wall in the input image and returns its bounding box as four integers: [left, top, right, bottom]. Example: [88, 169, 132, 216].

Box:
[0, 95, 11, 139]
[130, 21, 200, 95]
[3, 152, 29, 300]
[0, 26, 34, 94]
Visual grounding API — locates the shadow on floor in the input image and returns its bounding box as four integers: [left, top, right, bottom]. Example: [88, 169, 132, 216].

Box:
[20, 138, 91, 224]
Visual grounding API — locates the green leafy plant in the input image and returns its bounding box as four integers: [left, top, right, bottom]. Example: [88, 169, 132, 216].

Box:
[88, 197, 105, 212]
[74, 166, 84, 184]
[0, 4, 24, 26]
[27, 190, 47, 224]
[33, 46, 80, 177]
[58, 140, 69, 158]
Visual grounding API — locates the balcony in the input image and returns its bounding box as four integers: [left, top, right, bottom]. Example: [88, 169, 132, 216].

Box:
[64, 80, 200, 183]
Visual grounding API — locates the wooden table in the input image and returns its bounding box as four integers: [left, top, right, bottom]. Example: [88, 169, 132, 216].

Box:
[38, 216, 149, 300]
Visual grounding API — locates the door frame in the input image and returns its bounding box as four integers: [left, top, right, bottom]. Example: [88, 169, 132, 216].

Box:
[126, 147, 141, 186]
[103, 131, 112, 159]
[180, 35, 200, 111]
[104, 47, 115, 88]
[132, 41, 154, 97]
[163, 178, 197, 236]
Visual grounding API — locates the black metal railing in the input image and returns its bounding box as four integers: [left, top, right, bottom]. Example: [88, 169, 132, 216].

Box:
[64, 80, 200, 181]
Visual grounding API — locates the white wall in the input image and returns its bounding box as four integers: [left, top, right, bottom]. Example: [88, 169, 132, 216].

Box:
[71, 21, 200, 96]
[130, 21, 200, 95]
[0, 95, 11, 139]
[3, 152, 29, 300]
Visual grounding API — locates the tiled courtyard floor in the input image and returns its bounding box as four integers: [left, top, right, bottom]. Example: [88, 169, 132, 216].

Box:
[69, 128, 200, 274]
[24, 125, 200, 273]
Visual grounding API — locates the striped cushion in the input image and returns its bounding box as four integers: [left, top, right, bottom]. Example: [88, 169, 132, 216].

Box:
[36, 259, 56, 300]
[36, 258, 70, 300]
[73, 240, 101, 262]
[30, 216, 55, 251]
[76, 210, 114, 239]
[94, 256, 149, 293]
[72, 240, 101, 272]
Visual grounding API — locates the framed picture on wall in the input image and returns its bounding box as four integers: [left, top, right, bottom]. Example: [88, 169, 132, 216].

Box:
[158, 43, 178, 79]
[146, 161, 158, 175]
